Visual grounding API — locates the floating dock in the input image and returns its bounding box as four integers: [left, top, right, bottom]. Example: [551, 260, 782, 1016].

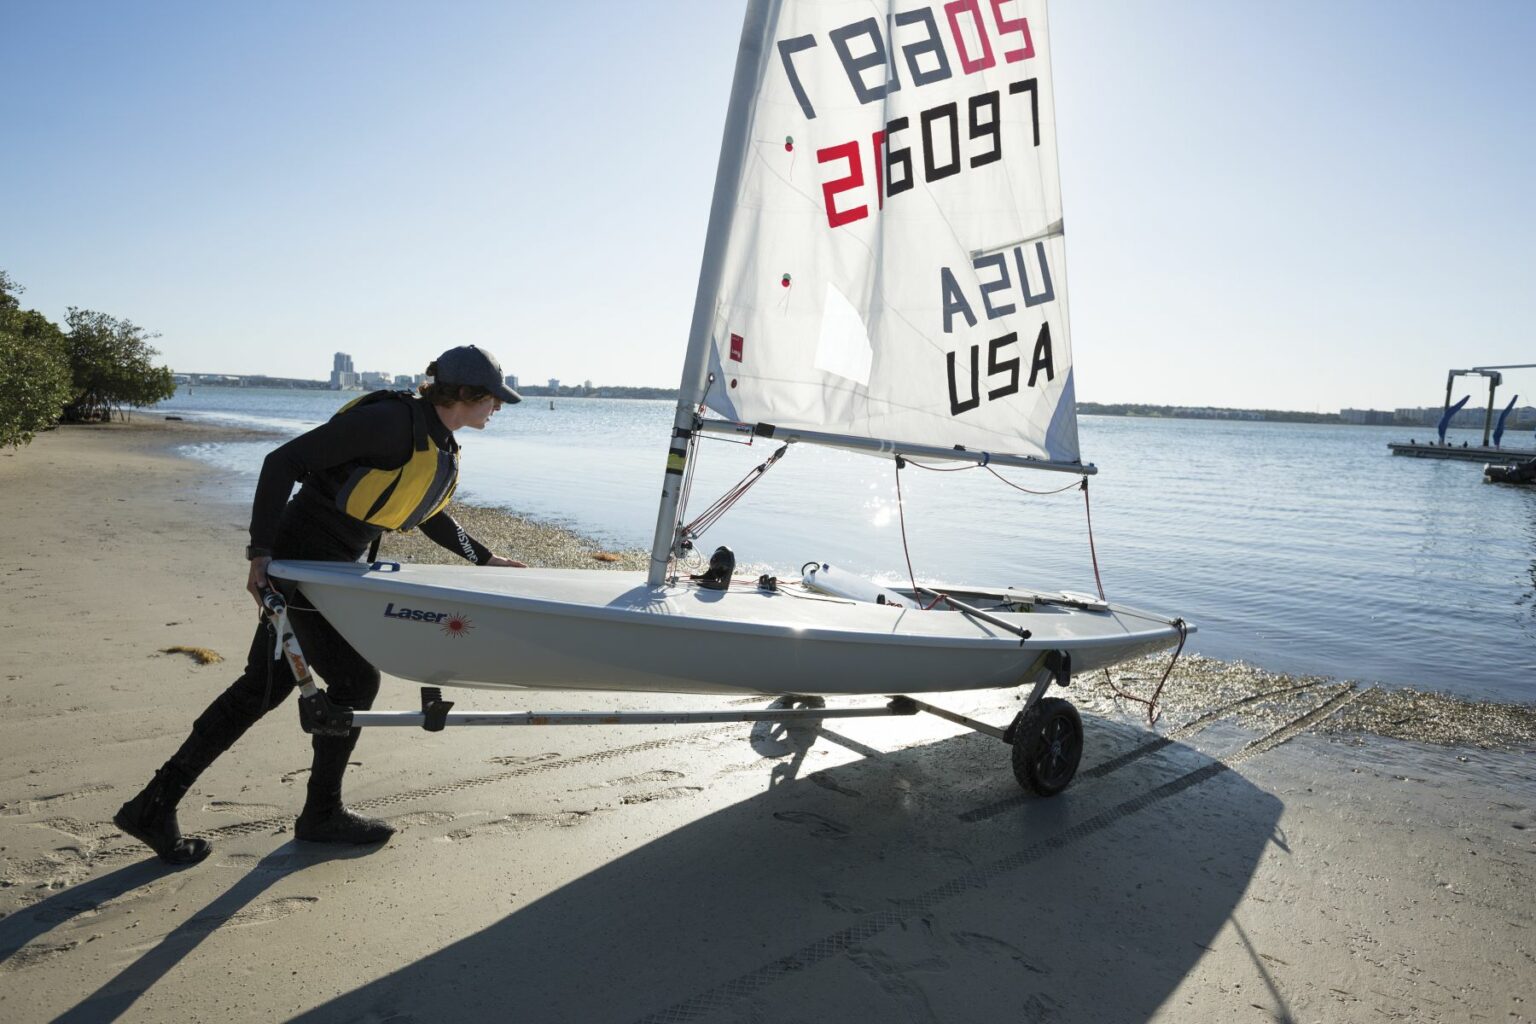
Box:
[1388, 441, 1536, 463]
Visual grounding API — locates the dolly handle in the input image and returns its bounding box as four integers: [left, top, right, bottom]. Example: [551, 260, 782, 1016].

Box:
[255, 581, 318, 697]
[255, 580, 353, 736]
[255, 580, 288, 618]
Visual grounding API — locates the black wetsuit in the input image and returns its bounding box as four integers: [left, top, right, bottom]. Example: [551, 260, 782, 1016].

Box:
[180, 396, 494, 799]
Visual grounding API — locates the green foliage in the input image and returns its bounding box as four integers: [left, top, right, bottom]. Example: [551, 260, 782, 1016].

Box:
[0, 273, 74, 448]
[60, 306, 177, 422]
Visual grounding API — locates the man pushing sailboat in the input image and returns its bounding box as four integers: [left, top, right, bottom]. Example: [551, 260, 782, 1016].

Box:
[115, 345, 527, 864]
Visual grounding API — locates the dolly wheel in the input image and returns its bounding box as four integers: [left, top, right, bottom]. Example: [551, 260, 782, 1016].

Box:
[1010, 697, 1083, 796]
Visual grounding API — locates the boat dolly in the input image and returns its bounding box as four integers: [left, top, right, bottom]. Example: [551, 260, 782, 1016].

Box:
[260, 582, 1085, 796]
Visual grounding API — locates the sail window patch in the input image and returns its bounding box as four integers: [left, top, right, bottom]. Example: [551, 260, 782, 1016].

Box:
[814, 283, 873, 386]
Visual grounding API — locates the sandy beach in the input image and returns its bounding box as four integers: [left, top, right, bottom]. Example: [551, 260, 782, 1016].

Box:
[1, 420, 1533, 1023]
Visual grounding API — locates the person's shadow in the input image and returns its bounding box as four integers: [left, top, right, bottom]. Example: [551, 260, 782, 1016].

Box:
[279, 715, 1283, 1024]
[4, 844, 376, 1022]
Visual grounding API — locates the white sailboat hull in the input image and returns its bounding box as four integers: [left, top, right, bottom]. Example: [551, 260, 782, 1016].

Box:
[270, 561, 1189, 697]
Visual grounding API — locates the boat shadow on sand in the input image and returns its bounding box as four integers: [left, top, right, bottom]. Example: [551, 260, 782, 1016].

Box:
[282, 714, 1287, 1024]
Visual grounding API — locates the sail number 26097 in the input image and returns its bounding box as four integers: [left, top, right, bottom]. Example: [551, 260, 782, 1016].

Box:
[817, 82, 1039, 229]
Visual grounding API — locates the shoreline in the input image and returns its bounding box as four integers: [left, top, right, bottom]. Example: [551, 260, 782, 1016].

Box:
[2, 419, 1533, 1023]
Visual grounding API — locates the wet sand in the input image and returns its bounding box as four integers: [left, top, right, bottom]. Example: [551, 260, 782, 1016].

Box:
[1, 420, 1532, 1023]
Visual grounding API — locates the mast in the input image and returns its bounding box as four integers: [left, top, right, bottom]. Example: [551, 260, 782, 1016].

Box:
[648, 0, 778, 586]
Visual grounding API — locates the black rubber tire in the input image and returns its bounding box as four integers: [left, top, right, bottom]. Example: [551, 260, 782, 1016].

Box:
[1010, 697, 1083, 796]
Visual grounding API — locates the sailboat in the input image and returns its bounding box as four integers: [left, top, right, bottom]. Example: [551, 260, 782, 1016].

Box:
[270, 0, 1190, 786]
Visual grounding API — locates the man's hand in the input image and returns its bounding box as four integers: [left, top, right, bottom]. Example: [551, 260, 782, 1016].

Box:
[246, 556, 273, 605]
[485, 555, 527, 568]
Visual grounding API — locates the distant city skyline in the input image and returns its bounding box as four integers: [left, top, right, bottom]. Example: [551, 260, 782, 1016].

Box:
[168, 358, 1536, 427]
[4, 2, 1534, 411]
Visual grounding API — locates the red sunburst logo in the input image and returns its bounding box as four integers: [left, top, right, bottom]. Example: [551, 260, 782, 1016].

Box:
[441, 613, 474, 639]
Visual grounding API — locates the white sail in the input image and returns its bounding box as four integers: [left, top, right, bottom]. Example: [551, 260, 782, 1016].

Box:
[691, 0, 1078, 465]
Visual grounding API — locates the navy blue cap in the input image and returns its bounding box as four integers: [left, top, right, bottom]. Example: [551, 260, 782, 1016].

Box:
[433, 345, 521, 404]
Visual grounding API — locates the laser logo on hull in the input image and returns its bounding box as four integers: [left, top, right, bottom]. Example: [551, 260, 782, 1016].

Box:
[382, 602, 474, 637]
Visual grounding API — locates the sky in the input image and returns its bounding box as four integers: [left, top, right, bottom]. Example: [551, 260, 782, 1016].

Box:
[3, 1, 1534, 412]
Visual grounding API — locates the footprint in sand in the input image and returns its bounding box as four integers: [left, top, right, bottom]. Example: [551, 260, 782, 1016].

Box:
[0, 939, 81, 973]
[607, 769, 686, 787]
[385, 810, 458, 829]
[0, 784, 114, 817]
[773, 810, 851, 839]
[21, 875, 177, 925]
[952, 931, 1049, 973]
[487, 751, 562, 767]
[185, 896, 319, 933]
[619, 786, 702, 805]
[33, 816, 120, 846]
[204, 800, 283, 816]
[4, 848, 97, 894]
[445, 811, 592, 841]
[821, 891, 871, 913]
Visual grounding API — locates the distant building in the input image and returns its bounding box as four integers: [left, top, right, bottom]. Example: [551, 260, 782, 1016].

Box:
[1169, 406, 1263, 420]
[360, 371, 390, 388]
[547, 378, 560, 390]
[393, 374, 415, 388]
[506, 374, 519, 390]
[1340, 408, 1395, 425]
[1391, 405, 1536, 428]
[329, 353, 358, 390]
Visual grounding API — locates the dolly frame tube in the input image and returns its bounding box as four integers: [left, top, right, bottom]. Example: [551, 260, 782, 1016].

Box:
[347, 703, 917, 729]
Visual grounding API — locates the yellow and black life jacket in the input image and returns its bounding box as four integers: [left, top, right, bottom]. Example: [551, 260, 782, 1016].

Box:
[332, 391, 458, 531]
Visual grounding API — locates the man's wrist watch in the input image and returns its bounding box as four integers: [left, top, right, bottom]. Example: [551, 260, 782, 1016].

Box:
[245, 546, 272, 560]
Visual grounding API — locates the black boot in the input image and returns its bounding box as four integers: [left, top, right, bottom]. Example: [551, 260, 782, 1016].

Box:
[294, 730, 394, 845]
[114, 766, 211, 865]
[294, 801, 395, 844]
[115, 689, 261, 865]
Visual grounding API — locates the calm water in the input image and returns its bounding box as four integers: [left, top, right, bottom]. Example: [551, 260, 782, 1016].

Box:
[153, 386, 1536, 704]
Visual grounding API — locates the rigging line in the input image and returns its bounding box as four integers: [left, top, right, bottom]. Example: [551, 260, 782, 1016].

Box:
[1103, 619, 1188, 729]
[983, 464, 1080, 494]
[778, 585, 857, 606]
[1081, 477, 1106, 601]
[681, 444, 790, 541]
[697, 430, 756, 448]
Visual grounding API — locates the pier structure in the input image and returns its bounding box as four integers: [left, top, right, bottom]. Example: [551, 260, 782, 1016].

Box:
[1391, 362, 1536, 461]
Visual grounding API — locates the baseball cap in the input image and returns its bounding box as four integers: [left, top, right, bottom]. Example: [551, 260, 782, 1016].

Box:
[432, 345, 521, 404]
